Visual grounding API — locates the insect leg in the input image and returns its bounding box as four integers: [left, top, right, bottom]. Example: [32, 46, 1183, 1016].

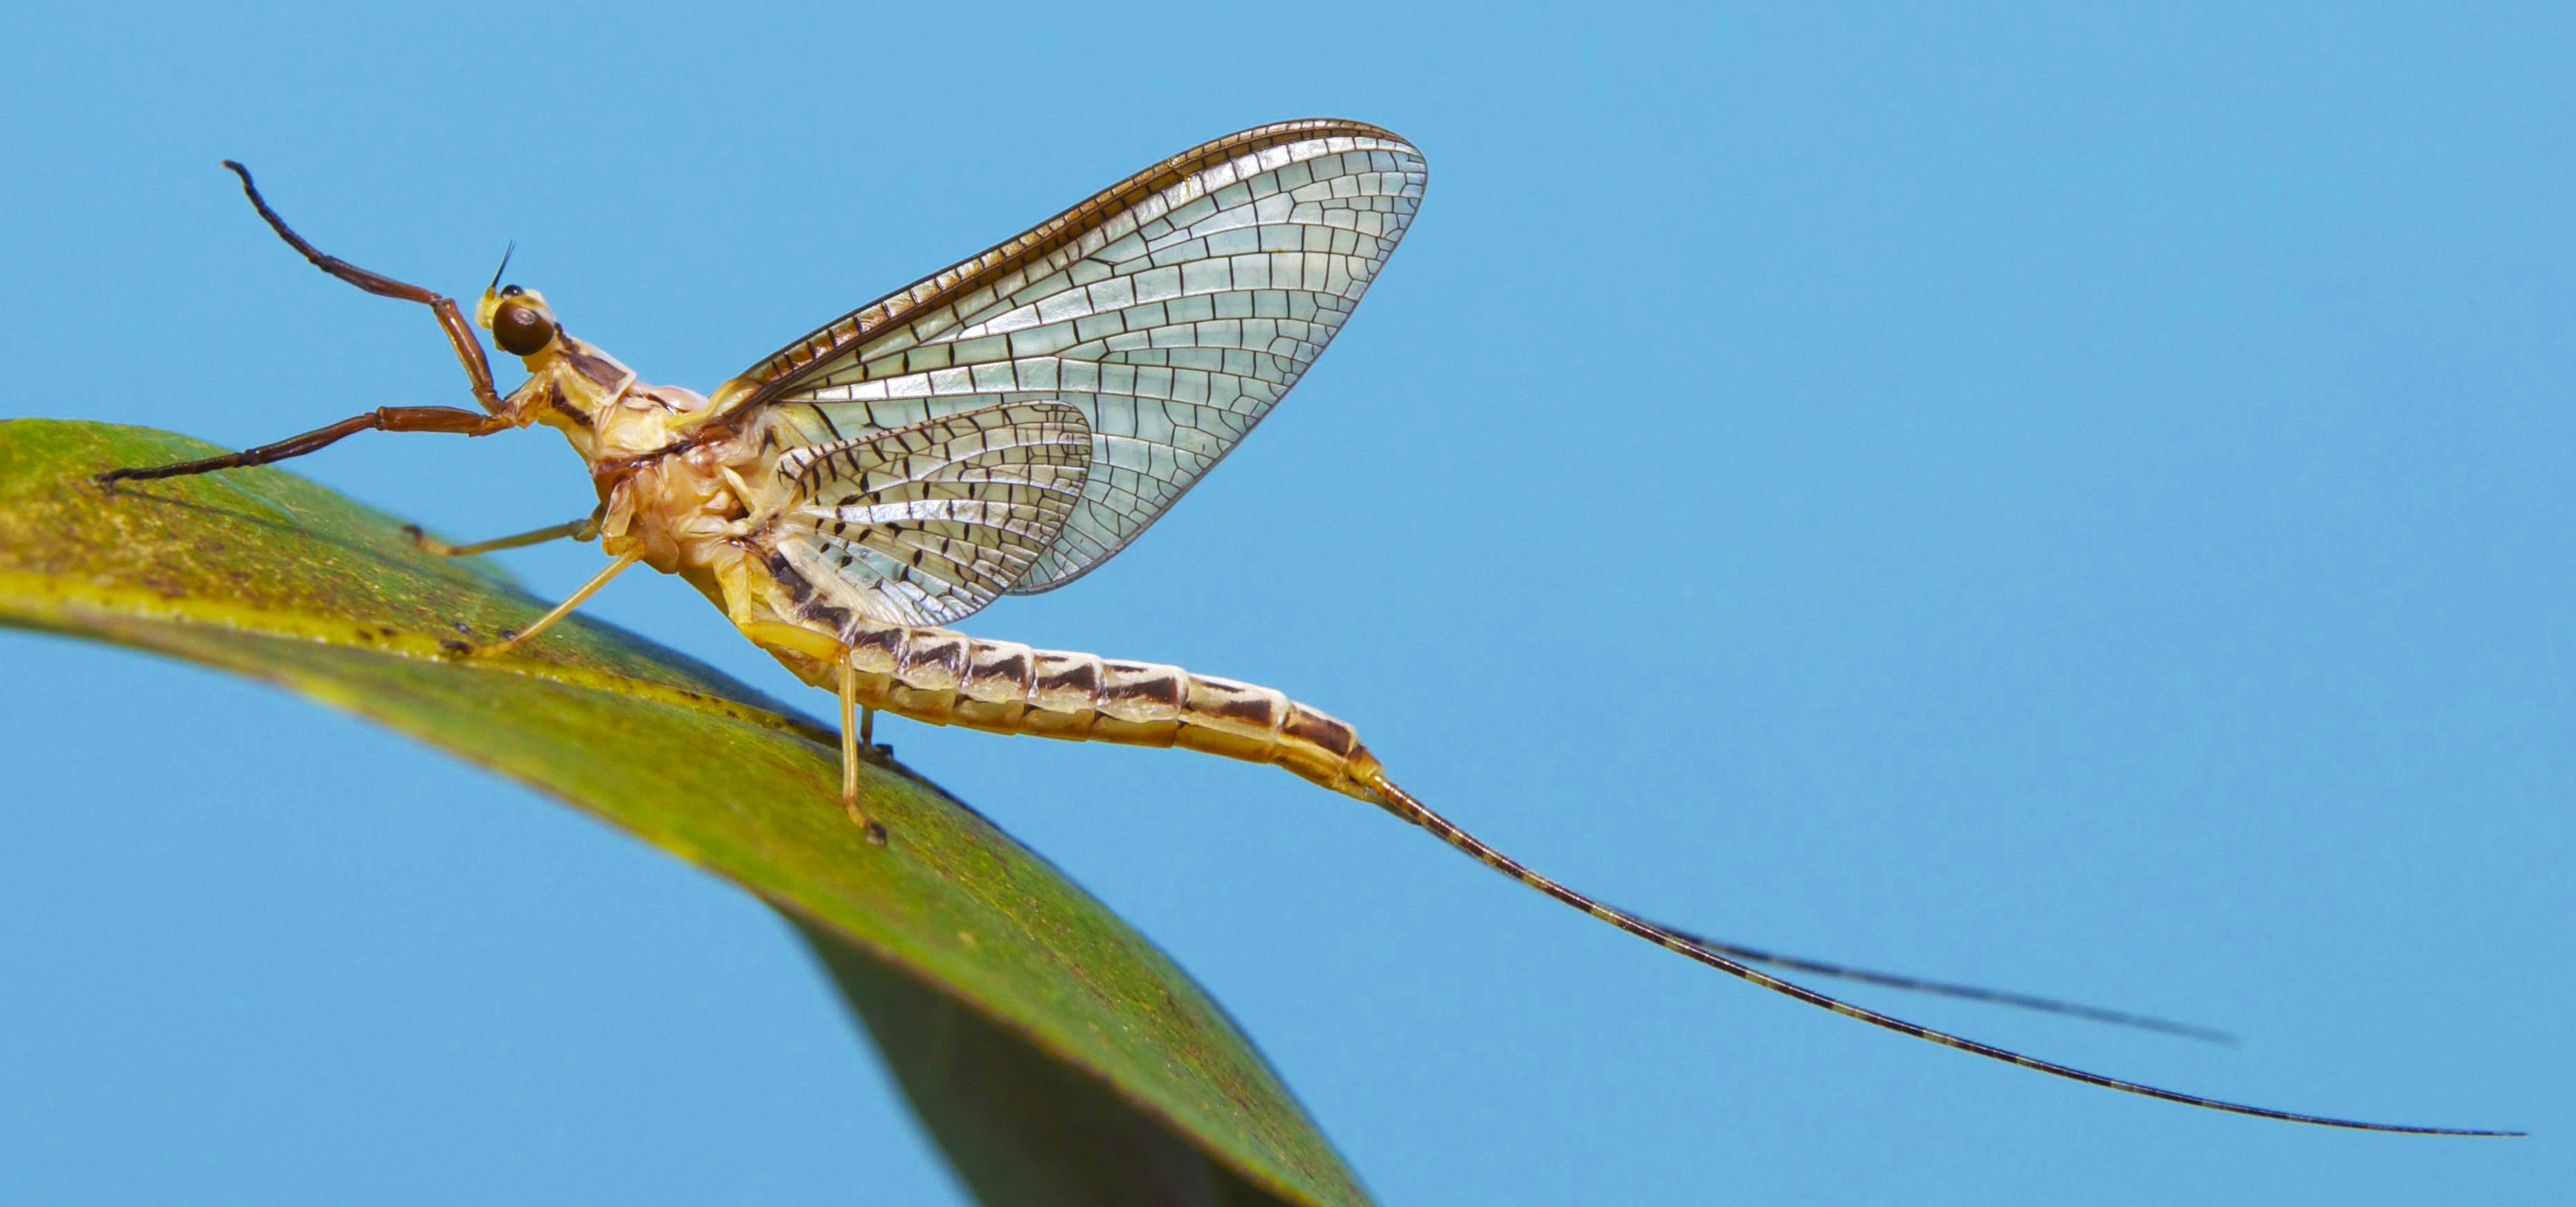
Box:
[454, 549, 641, 657]
[93, 406, 512, 487]
[219, 161, 505, 413]
[839, 658, 888, 844]
[405, 511, 601, 557]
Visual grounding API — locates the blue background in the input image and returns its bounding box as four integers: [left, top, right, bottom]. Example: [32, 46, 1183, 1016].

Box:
[3, 3, 2566, 1203]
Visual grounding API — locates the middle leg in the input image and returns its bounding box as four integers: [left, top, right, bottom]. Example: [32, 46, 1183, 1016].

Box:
[408, 511, 602, 556]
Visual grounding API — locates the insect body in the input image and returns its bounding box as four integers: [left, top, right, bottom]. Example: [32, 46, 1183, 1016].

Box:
[97, 120, 2510, 1136]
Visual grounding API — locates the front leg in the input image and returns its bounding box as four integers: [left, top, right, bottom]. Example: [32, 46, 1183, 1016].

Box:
[219, 161, 506, 413]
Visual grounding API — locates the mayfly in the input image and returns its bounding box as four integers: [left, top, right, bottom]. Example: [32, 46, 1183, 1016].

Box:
[97, 120, 2511, 1136]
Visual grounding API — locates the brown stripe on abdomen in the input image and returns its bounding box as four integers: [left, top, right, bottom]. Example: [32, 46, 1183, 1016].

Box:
[887, 632, 970, 721]
[839, 620, 1377, 797]
[952, 639, 1036, 732]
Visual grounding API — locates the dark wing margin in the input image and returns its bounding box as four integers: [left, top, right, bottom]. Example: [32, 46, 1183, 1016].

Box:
[731, 119, 1409, 408]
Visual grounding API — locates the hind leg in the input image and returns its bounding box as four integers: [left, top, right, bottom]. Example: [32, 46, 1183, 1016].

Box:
[839, 659, 889, 845]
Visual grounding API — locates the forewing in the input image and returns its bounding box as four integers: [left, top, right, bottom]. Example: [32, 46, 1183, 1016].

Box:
[774, 402, 1092, 627]
[738, 119, 1425, 590]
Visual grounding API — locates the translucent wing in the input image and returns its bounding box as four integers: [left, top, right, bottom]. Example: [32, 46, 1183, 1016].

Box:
[733, 119, 1425, 590]
[772, 402, 1092, 627]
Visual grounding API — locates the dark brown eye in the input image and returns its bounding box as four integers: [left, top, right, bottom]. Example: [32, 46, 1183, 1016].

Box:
[492, 302, 554, 355]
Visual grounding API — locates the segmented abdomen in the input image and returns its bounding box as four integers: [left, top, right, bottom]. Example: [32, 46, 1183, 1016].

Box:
[841, 620, 1381, 799]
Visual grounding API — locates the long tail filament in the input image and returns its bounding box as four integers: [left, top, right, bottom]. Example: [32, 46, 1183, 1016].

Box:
[1362, 773, 2516, 1136]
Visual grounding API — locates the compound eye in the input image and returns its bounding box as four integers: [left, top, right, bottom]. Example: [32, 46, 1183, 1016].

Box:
[491, 302, 554, 356]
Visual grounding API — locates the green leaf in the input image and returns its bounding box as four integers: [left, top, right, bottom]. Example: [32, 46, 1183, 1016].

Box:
[0, 419, 1371, 1207]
